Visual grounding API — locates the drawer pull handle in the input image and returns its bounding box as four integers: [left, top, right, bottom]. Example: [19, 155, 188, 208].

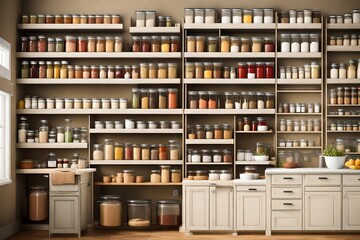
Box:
[283, 203, 293, 206]
[318, 177, 328, 180]
[283, 190, 293, 193]
[283, 177, 293, 180]
[248, 188, 257, 191]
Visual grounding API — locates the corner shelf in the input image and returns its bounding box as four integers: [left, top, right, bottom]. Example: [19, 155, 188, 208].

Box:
[17, 23, 124, 30]
[94, 182, 182, 186]
[89, 129, 183, 134]
[183, 23, 276, 30]
[183, 78, 275, 84]
[183, 52, 275, 58]
[185, 139, 234, 145]
[129, 26, 180, 33]
[17, 52, 181, 59]
[16, 143, 88, 149]
[90, 160, 183, 165]
[17, 78, 181, 85]
[16, 109, 183, 115]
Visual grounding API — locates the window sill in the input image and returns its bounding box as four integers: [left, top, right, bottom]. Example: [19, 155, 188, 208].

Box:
[0, 179, 12, 186]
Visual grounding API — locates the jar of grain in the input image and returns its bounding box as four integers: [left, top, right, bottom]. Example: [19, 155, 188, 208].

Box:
[114, 36, 123, 52]
[223, 124, 232, 139]
[243, 9, 252, 23]
[168, 88, 178, 109]
[150, 170, 161, 183]
[171, 169, 181, 183]
[158, 88, 167, 109]
[161, 36, 170, 52]
[28, 186, 48, 221]
[96, 36, 105, 52]
[169, 144, 179, 160]
[140, 89, 149, 109]
[158, 63, 168, 78]
[186, 36, 196, 52]
[105, 36, 114, 52]
[93, 144, 104, 160]
[132, 144, 140, 160]
[65, 36, 76, 52]
[148, 63, 157, 78]
[185, 62, 195, 78]
[196, 36, 206, 52]
[98, 195, 122, 227]
[168, 63, 177, 78]
[160, 165, 170, 183]
[241, 37, 250, 52]
[104, 139, 114, 160]
[55, 38, 64, 52]
[171, 36, 180, 52]
[151, 36, 161, 52]
[252, 37, 262, 52]
[221, 36, 230, 52]
[140, 63, 149, 78]
[123, 170, 135, 183]
[188, 91, 199, 109]
[204, 62, 213, 79]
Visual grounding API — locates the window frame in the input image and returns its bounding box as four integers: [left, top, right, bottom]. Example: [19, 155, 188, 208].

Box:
[0, 37, 11, 81]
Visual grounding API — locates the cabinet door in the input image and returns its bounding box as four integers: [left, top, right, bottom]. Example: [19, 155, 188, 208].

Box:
[236, 191, 265, 230]
[50, 196, 79, 234]
[185, 186, 210, 231]
[305, 192, 341, 230]
[210, 186, 233, 231]
[343, 187, 360, 230]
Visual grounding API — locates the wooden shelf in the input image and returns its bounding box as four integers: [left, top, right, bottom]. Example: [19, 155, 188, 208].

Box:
[17, 52, 181, 59]
[184, 52, 275, 58]
[16, 168, 96, 174]
[236, 130, 273, 134]
[89, 129, 182, 134]
[345, 152, 360, 155]
[277, 23, 322, 29]
[16, 143, 87, 149]
[235, 161, 275, 165]
[90, 160, 183, 165]
[277, 79, 322, 85]
[184, 109, 275, 115]
[327, 115, 360, 118]
[277, 146, 322, 149]
[328, 104, 360, 107]
[185, 139, 234, 145]
[277, 90, 321, 93]
[327, 23, 360, 29]
[186, 162, 233, 165]
[183, 78, 275, 84]
[129, 26, 180, 33]
[327, 46, 360, 52]
[17, 78, 181, 85]
[277, 131, 322, 134]
[17, 23, 123, 30]
[94, 182, 182, 186]
[326, 79, 360, 84]
[17, 109, 183, 115]
[277, 52, 321, 58]
[277, 113, 322, 116]
[183, 23, 276, 30]
[327, 131, 360, 133]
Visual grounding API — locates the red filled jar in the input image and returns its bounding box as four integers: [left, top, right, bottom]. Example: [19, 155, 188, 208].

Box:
[141, 36, 151, 52]
[257, 117, 268, 131]
[256, 62, 265, 78]
[132, 36, 141, 52]
[251, 120, 257, 131]
[264, 37, 275, 52]
[115, 65, 125, 78]
[237, 62, 247, 78]
[265, 62, 274, 78]
[77, 37, 87, 52]
[159, 144, 167, 160]
[125, 143, 133, 160]
[37, 36, 47, 52]
[247, 62, 256, 78]
[30, 61, 39, 78]
[21, 37, 29, 52]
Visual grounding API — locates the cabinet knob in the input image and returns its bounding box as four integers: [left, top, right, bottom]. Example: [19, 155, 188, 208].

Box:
[283, 177, 293, 180]
[283, 202, 293, 206]
[283, 190, 293, 193]
[318, 177, 328, 180]
[248, 188, 257, 191]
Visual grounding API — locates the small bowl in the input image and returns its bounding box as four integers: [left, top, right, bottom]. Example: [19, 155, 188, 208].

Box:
[103, 175, 112, 183]
[239, 173, 254, 180]
[253, 155, 269, 161]
[257, 126, 268, 131]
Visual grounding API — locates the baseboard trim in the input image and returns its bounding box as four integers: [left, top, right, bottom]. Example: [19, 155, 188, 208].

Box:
[0, 220, 20, 240]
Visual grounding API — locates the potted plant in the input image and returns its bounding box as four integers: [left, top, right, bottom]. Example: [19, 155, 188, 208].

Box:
[323, 145, 346, 169]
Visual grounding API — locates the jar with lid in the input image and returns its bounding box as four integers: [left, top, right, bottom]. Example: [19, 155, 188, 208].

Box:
[241, 37, 250, 52]
[204, 125, 214, 139]
[98, 195, 123, 227]
[351, 87, 358, 105]
[160, 165, 170, 182]
[238, 62, 247, 78]
[209, 170, 220, 180]
[243, 9, 252, 23]
[194, 8, 204, 23]
[160, 36, 170, 52]
[348, 60, 357, 78]
[336, 138, 345, 152]
[344, 87, 351, 104]
[251, 37, 262, 52]
[169, 144, 179, 160]
[244, 166, 257, 174]
[157, 200, 181, 226]
[221, 8, 232, 23]
[279, 119, 286, 131]
[198, 91, 208, 109]
[337, 87, 344, 104]
[30, 61, 39, 78]
[224, 92, 233, 109]
[222, 124, 232, 139]
[192, 62, 203, 78]
[263, 37, 274, 52]
[207, 37, 218, 52]
[252, 8, 263, 23]
[195, 124, 205, 139]
[296, 11, 304, 23]
[220, 36, 230, 52]
[281, 34, 290, 52]
[291, 34, 300, 52]
[200, 150, 211, 163]
[38, 120, 48, 143]
[219, 170, 232, 180]
[28, 186, 48, 221]
[156, 88, 166, 109]
[127, 199, 151, 226]
[232, 9, 242, 23]
[185, 8, 194, 23]
[290, 10, 298, 23]
[104, 139, 114, 160]
[188, 91, 198, 109]
[243, 117, 251, 131]
[170, 36, 180, 52]
[263, 8, 274, 23]
[311, 62, 320, 78]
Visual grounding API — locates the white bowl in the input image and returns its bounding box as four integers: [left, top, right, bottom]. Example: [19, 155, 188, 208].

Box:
[253, 155, 269, 161]
[257, 126, 268, 131]
[239, 173, 254, 180]
[324, 156, 346, 169]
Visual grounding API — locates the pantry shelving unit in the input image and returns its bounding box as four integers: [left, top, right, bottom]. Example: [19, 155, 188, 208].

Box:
[17, 78, 181, 84]
[325, 20, 360, 155]
[182, 21, 277, 179]
[275, 19, 324, 168]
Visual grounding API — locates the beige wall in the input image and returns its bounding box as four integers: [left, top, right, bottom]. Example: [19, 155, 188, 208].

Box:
[0, 0, 20, 239]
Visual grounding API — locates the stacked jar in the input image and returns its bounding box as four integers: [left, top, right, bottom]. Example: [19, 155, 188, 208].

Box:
[131, 88, 178, 109]
[328, 34, 360, 47]
[187, 124, 232, 139]
[279, 63, 320, 79]
[94, 119, 181, 130]
[328, 121, 360, 131]
[281, 33, 319, 52]
[279, 9, 321, 24]
[278, 102, 321, 113]
[237, 117, 269, 132]
[21, 14, 121, 24]
[328, 9, 360, 24]
[187, 149, 233, 163]
[278, 139, 316, 148]
[93, 140, 180, 161]
[329, 87, 359, 105]
[328, 109, 360, 116]
[132, 36, 179, 52]
[278, 119, 321, 132]
[135, 11, 173, 27]
[329, 60, 360, 79]
[236, 150, 255, 161]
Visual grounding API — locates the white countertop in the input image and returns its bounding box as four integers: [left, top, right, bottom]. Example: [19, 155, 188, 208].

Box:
[233, 179, 266, 185]
[182, 180, 233, 186]
[16, 168, 96, 175]
[265, 168, 360, 175]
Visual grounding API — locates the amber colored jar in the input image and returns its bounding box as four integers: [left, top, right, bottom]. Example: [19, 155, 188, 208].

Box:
[75, 65, 83, 79]
[112, 15, 121, 24]
[168, 88, 178, 109]
[95, 15, 104, 24]
[214, 125, 223, 139]
[55, 15, 63, 24]
[63, 14, 72, 24]
[159, 144, 167, 160]
[91, 65, 99, 78]
[124, 143, 133, 160]
[45, 14, 55, 23]
[96, 37, 105, 52]
[37, 36, 47, 52]
[87, 37, 96, 52]
[77, 37, 87, 52]
[171, 36, 180, 52]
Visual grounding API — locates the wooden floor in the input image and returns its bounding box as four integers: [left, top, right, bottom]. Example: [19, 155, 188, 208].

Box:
[6, 227, 360, 240]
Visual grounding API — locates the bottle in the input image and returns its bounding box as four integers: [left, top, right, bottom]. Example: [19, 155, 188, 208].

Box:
[64, 118, 73, 143]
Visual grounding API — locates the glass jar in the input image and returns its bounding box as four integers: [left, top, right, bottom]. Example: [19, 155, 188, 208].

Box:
[281, 34, 290, 52]
[145, 11, 155, 27]
[220, 36, 230, 52]
[253, 8, 263, 23]
[204, 62, 213, 79]
[28, 186, 48, 221]
[207, 37, 218, 52]
[98, 195, 123, 227]
[188, 91, 199, 109]
[243, 9, 252, 23]
[241, 37, 250, 52]
[127, 200, 151, 227]
[221, 8, 231, 23]
[157, 200, 181, 226]
[195, 124, 205, 139]
[252, 37, 262, 52]
[161, 36, 170, 52]
[194, 8, 204, 23]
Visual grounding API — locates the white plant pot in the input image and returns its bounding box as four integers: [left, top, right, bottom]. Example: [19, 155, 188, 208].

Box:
[324, 156, 346, 169]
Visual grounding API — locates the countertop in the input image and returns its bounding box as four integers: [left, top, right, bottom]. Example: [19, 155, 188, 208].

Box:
[183, 179, 266, 186]
[16, 168, 96, 175]
[265, 168, 360, 175]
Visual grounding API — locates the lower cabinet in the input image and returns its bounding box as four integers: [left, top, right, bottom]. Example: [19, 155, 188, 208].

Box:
[343, 187, 360, 230]
[304, 190, 341, 230]
[184, 183, 233, 231]
[235, 186, 265, 231]
[50, 196, 79, 234]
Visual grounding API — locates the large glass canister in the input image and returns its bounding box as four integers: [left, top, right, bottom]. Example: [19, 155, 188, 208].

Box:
[28, 186, 48, 221]
[127, 200, 152, 227]
[98, 195, 123, 227]
[157, 200, 181, 226]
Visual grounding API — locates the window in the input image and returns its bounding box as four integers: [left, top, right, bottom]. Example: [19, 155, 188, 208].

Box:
[0, 37, 11, 186]
[0, 91, 11, 185]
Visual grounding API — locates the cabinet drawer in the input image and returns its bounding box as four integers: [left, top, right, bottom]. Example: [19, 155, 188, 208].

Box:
[343, 174, 360, 186]
[272, 200, 302, 210]
[236, 186, 266, 192]
[304, 175, 341, 186]
[272, 187, 302, 199]
[271, 211, 302, 230]
[50, 176, 80, 192]
[271, 175, 302, 185]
